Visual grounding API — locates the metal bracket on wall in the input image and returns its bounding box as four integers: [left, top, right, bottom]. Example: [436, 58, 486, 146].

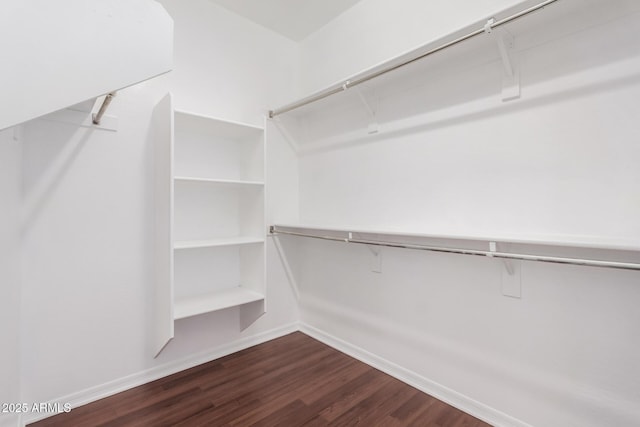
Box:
[489, 241, 522, 298]
[485, 18, 520, 101]
[501, 258, 522, 298]
[363, 242, 382, 273]
[354, 86, 380, 134]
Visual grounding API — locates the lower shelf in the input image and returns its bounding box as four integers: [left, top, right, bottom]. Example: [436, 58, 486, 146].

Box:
[174, 288, 265, 320]
[174, 236, 264, 249]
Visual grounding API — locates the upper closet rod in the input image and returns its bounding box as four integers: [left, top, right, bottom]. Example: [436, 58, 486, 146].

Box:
[269, 226, 640, 271]
[268, 0, 559, 118]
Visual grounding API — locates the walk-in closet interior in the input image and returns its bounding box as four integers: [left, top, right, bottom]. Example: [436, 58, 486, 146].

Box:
[1, 0, 639, 426]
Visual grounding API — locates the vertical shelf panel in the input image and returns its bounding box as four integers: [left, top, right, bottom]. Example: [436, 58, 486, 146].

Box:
[153, 93, 174, 357]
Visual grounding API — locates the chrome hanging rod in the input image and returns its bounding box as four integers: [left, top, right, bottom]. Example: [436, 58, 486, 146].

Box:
[268, 0, 560, 118]
[92, 92, 117, 125]
[269, 226, 640, 271]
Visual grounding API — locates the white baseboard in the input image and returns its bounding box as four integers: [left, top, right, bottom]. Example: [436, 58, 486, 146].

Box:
[299, 322, 531, 427]
[22, 323, 298, 426]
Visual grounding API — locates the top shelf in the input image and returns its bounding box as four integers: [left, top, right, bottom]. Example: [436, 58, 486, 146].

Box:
[174, 109, 263, 141]
[269, 0, 640, 119]
[271, 223, 640, 252]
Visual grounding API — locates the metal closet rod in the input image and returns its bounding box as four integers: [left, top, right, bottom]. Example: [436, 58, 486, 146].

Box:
[268, 0, 560, 118]
[269, 226, 640, 271]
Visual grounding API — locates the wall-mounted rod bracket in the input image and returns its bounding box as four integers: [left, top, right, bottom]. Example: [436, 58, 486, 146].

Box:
[502, 258, 516, 275]
[488, 241, 497, 256]
[485, 18, 520, 101]
[354, 87, 380, 134]
[92, 92, 117, 125]
[489, 240, 515, 274]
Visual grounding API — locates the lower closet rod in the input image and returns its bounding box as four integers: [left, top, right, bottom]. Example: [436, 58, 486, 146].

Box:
[269, 227, 640, 271]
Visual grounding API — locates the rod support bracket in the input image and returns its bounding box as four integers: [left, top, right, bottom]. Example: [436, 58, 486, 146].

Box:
[484, 18, 496, 34]
[485, 18, 520, 101]
[354, 86, 380, 134]
[502, 258, 516, 275]
[501, 259, 522, 298]
[488, 241, 497, 256]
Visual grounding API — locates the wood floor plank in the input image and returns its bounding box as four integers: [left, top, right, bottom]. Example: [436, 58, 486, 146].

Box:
[410, 399, 461, 426]
[29, 332, 492, 427]
[173, 398, 262, 427]
[390, 390, 437, 422]
[98, 388, 209, 427]
[248, 399, 313, 427]
[319, 369, 396, 422]
[225, 350, 354, 425]
[28, 405, 119, 427]
[302, 414, 333, 426]
[298, 357, 369, 405]
[452, 413, 493, 427]
[205, 345, 338, 409]
[327, 376, 416, 426]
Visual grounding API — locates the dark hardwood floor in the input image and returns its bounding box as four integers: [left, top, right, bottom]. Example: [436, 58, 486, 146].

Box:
[30, 332, 491, 426]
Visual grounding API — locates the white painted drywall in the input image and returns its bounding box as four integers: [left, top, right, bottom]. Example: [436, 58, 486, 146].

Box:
[297, 0, 640, 248]
[159, 0, 300, 125]
[0, 0, 173, 131]
[209, 0, 362, 42]
[297, 240, 640, 427]
[289, 1, 640, 426]
[18, 0, 300, 421]
[0, 128, 22, 427]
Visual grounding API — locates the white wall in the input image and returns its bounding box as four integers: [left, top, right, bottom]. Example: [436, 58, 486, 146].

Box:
[288, 1, 640, 426]
[159, 0, 300, 125]
[18, 0, 299, 422]
[0, 128, 22, 427]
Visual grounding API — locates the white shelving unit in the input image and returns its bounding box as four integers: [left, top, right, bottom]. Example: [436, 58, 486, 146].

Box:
[173, 109, 266, 319]
[153, 97, 266, 356]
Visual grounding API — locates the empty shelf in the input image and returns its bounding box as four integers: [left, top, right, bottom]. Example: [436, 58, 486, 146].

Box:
[174, 288, 264, 320]
[174, 176, 264, 186]
[174, 237, 264, 249]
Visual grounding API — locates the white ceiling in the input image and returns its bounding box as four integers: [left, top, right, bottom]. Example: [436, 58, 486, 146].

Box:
[209, 0, 362, 41]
